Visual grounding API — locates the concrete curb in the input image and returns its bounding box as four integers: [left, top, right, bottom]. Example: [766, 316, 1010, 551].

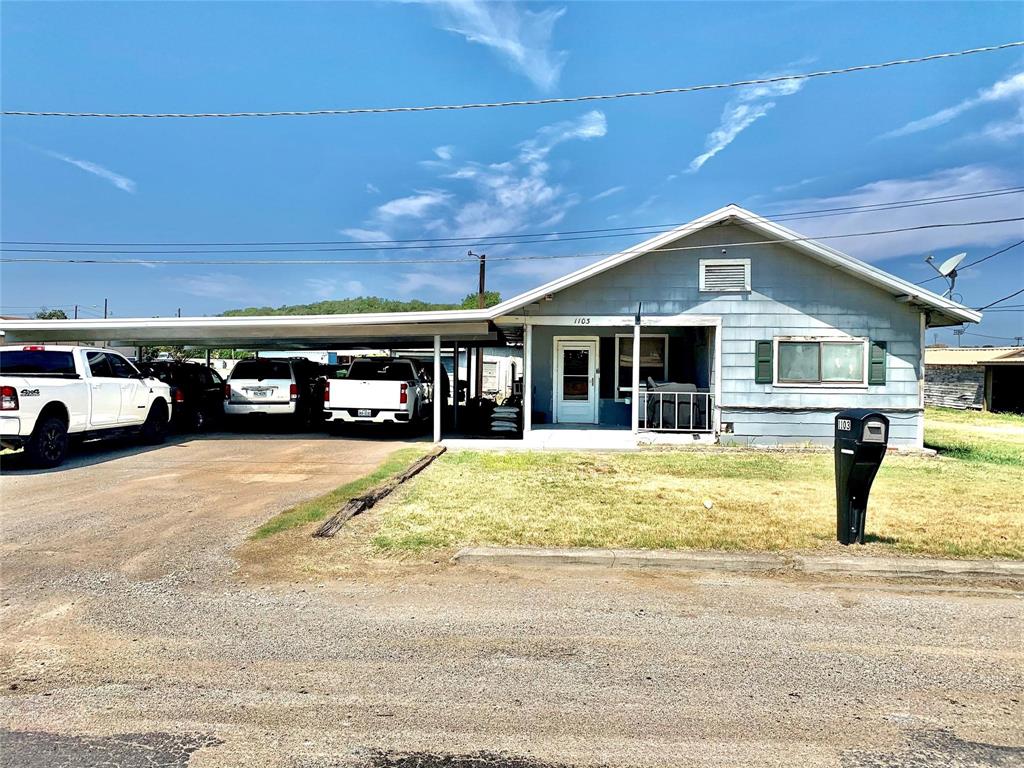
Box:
[793, 554, 1024, 580]
[454, 546, 786, 573]
[453, 546, 1024, 581]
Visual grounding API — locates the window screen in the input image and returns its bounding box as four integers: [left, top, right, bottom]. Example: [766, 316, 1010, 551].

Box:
[778, 342, 820, 383]
[821, 343, 864, 382]
[778, 340, 866, 384]
[617, 336, 667, 395]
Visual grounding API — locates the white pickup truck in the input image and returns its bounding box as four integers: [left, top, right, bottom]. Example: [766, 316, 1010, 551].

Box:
[0, 344, 173, 467]
[323, 357, 436, 429]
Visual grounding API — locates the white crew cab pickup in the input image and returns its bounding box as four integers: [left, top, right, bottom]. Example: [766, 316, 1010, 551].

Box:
[323, 357, 436, 428]
[0, 345, 173, 467]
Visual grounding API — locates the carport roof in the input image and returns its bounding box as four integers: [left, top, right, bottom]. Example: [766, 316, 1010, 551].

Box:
[0, 309, 496, 349]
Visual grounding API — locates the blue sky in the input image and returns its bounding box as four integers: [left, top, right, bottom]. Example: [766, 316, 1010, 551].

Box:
[2, 1, 1022, 345]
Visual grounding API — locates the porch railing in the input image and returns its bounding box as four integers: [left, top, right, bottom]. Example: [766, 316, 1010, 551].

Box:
[639, 391, 715, 433]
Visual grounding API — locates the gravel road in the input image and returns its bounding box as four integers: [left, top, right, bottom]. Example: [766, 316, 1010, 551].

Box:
[1, 434, 1022, 767]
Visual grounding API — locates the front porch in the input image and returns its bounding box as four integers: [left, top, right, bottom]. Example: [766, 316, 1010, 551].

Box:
[514, 314, 721, 440]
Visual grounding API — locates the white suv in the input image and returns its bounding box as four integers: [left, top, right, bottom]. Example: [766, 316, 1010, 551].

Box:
[223, 358, 323, 426]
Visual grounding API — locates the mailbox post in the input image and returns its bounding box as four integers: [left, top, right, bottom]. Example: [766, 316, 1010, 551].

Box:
[834, 409, 889, 545]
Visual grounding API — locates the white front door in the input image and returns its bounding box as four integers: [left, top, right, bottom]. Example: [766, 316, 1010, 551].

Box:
[555, 339, 598, 424]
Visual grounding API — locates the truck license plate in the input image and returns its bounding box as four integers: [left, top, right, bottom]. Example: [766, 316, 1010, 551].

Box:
[252, 390, 268, 398]
[357, 409, 371, 417]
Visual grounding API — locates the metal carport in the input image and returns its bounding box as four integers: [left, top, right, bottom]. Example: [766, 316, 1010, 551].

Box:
[0, 310, 504, 442]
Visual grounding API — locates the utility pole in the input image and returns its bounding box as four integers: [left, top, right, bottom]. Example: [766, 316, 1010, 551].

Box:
[177, 308, 182, 318]
[469, 251, 486, 398]
[74, 305, 78, 320]
[103, 298, 108, 319]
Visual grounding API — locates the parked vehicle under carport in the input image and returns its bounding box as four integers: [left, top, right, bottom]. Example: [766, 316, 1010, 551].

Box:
[224, 358, 325, 428]
[139, 360, 225, 432]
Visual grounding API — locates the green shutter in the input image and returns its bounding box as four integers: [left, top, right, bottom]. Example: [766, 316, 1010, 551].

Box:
[868, 340, 887, 385]
[755, 340, 773, 384]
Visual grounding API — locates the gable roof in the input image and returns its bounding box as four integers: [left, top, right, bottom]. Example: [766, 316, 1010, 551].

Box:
[487, 204, 982, 327]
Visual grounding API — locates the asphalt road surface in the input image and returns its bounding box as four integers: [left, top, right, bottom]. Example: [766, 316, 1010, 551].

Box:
[1, 433, 1022, 767]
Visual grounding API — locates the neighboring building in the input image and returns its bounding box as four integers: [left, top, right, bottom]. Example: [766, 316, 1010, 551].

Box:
[1, 205, 981, 447]
[924, 347, 1024, 413]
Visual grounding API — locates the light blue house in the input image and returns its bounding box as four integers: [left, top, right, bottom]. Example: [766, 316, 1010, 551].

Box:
[486, 205, 980, 448]
[1, 205, 981, 449]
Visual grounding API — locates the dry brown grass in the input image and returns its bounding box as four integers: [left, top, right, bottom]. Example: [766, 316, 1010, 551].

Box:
[372, 439, 1024, 560]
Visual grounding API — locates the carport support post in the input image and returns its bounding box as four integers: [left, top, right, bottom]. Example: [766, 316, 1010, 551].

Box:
[631, 323, 641, 433]
[433, 334, 442, 443]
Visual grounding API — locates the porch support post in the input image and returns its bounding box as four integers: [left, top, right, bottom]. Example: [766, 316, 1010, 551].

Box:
[433, 334, 442, 443]
[631, 323, 641, 433]
[452, 342, 459, 431]
[523, 324, 532, 434]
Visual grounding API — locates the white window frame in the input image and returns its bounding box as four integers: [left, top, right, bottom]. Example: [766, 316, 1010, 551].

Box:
[699, 258, 751, 292]
[614, 333, 669, 402]
[772, 336, 869, 388]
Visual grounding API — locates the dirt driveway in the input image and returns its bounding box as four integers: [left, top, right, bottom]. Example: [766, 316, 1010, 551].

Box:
[0, 432, 416, 584]
[1, 434, 1022, 767]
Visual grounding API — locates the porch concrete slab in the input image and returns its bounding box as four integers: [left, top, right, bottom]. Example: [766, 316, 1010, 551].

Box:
[453, 546, 786, 572]
[444, 428, 641, 451]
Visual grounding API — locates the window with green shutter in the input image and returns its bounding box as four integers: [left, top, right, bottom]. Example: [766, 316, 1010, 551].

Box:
[755, 340, 773, 384]
[868, 341, 887, 385]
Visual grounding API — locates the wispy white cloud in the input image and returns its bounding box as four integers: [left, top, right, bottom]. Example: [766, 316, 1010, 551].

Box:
[375, 189, 452, 220]
[43, 150, 136, 193]
[428, 0, 567, 91]
[590, 185, 625, 202]
[884, 71, 1024, 138]
[305, 278, 337, 299]
[303, 278, 367, 299]
[967, 105, 1024, 143]
[172, 273, 267, 304]
[394, 271, 463, 298]
[518, 110, 607, 164]
[339, 227, 392, 242]
[770, 165, 1024, 262]
[433, 145, 455, 161]
[366, 183, 381, 195]
[687, 77, 804, 173]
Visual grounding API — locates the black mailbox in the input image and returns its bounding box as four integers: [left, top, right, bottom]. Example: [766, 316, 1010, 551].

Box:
[834, 408, 889, 545]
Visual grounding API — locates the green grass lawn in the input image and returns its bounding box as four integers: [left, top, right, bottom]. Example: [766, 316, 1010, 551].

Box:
[371, 409, 1023, 560]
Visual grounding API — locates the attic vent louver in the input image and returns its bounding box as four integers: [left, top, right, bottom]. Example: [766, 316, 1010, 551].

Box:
[699, 258, 750, 292]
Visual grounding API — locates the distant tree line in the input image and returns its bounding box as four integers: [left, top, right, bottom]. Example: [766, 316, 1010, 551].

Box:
[221, 292, 501, 317]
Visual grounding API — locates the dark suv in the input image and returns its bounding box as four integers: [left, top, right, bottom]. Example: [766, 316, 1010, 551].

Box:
[139, 360, 225, 432]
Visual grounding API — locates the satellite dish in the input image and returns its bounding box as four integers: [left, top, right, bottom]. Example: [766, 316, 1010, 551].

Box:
[937, 252, 966, 277]
[925, 252, 968, 299]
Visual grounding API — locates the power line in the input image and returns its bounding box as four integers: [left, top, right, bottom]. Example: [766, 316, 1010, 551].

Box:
[962, 331, 1021, 341]
[917, 238, 1024, 285]
[5, 187, 1021, 250]
[976, 287, 1024, 310]
[3, 217, 1021, 267]
[4, 41, 1022, 119]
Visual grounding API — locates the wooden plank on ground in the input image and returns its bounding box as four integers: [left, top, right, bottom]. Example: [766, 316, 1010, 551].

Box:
[312, 445, 446, 538]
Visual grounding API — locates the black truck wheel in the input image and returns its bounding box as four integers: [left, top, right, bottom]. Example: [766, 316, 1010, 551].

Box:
[25, 415, 69, 468]
[139, 400, 169, 445]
